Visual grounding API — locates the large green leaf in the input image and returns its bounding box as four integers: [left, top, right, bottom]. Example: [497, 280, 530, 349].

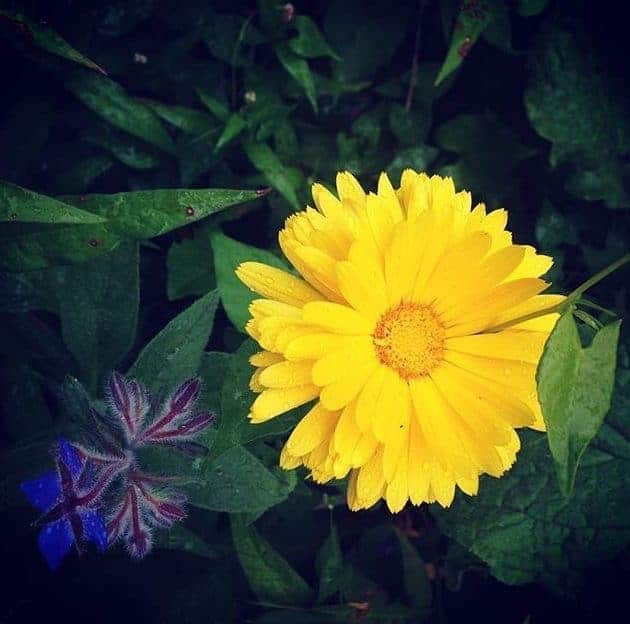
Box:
[0, 221, 122, 272]
[66, 71, 176, 154]
[187, 445, 297, 515]
[127, 289, 219, 393]
[431, 416, 630, 595]
[231, 515, 313, 605]
[209, 229, 289, 331]
[0, 9, 106, 74]
[57, 242, 139, 390]
[0, 181, 105, 224]
[537, 312, 621, 495]
[525, 24, 630, 208]
[435, 1, 499, 86]
[64, 187, 262, 239]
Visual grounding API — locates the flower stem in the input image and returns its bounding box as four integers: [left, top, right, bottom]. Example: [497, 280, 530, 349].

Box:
[490, 253, 629, 333]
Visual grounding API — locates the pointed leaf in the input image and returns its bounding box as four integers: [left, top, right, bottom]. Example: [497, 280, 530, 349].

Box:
[167, 231, 215, 301]
[395, 530, 432, 613]
[275, 43, 318, 112]
[0, 10, 106, 74]
[1, 181, 105, 224]
[231, 515, 313, 605]
[66, 70, 176, 154]
[316, 524, 345, 603]
[537, 313, 621, 495]
[288, 16, 340, 60]
[434, 1, 499, 86]
[128, 289, 219, 393]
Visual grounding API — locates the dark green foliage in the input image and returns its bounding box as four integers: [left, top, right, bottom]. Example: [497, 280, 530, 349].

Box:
[1, 1, 628, 622]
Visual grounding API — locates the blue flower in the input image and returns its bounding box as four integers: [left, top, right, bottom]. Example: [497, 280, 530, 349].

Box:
[20, 438, 107, 570]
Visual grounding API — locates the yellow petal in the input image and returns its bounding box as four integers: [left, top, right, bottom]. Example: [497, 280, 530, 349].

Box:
[337, 260, 388, 321]
[285, 402, 338, 456]
[445, 331, 548, 364]
[311, 338, 373, 386]
[236, 262, 320, 306]
[284, 333, 364, 361]
[320, 357, 378, 411]
[249, 351, 285, 367]
[250, 385, 320, 423]
[302, 301, 374, 335]
[356, 447, 386, 505]
[258, 360, 314, 388]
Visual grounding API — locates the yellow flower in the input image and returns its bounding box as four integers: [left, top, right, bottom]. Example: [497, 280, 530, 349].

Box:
[236, 171, 562, 512]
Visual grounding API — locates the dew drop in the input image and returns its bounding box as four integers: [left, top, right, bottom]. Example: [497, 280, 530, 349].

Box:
[185, 206, 195, 217]
[89, 238, 99, 247]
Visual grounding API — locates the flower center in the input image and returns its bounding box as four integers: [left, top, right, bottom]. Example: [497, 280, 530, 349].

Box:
[373, 303, 445, 380]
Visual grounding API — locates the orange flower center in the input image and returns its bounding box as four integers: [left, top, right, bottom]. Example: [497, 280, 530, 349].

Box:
[373, 303, 445, 379]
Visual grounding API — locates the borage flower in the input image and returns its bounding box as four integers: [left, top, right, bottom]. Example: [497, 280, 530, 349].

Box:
[20, 438, 108, 570]
[236, 171, 562, 512]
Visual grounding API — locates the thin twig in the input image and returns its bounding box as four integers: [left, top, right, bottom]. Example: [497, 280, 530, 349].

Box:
[405, 0, 427, 111]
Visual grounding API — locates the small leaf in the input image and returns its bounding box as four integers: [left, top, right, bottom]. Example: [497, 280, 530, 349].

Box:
[66, 70, 176, 154]
[386, 146, 439, 184]
[231, 515, 313, 605]
[243, 141, 301, 209]
[0, 9, 106, 74]
[63, 187, 262, 239]
[0, 181, 105, 224]
[127, 289, 219, 393]
[155, 525, 222, 559]
[83, 125, 160, 170]
[167, 231, 215, 301]
[275, 43, 318, 113]
[434, 1, 498, 86]
[209, 229, 289, 331]
[142, 99, 217, 136]
[316, 524, 345, 603]
[215, 114, 247, 152]
[288, 16, 340, 60]
[56, 242, 139, 391]
[53, 154, 114, 194]
[395, 530, 432, 613]
[196, 90, 230, 122]
[537, 312, 621, 495]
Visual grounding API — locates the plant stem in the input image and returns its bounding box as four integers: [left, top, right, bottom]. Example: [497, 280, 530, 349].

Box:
[490, 252, 629, 332]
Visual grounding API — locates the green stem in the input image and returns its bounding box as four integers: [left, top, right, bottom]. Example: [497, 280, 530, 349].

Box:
[490, 252, 629, 333]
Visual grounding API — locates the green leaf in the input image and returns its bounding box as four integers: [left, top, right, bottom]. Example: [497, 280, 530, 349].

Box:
[431, 420, 630, 595]
[187, 445, 297, 515]
[0, 222, 123, 272]
[231, 515, 313, 605]
[56, 242, 139, 390]
[434, 1, 498, 86]
[275, 43, 318, 113]
[66, 71, 176, 154]
[389, 103, 432, 147]
[316, 524, 345, 603]
[63, 187, 262, 239]
[198, 350, 231, 413]
[525, 24, 630, 208]
[0, 181, 105, 224]
[244, 141, 301, 209]
[537, 312, 621, 495]
[142, 99, 217, 136]
[395, 530, 432, 613]
[127, 289, 218, 393]
[0, 9, 106, 74]
[215, 114, 248, 152]
[289, 16, 340, 60]
[196, 89, 230, 122]
[167, 232, 215, 301]
[83, 125, 160, 170]
[209, 229, 289, 331]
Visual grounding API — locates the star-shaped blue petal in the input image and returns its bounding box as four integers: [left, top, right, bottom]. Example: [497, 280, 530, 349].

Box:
[38, 518, 75, 571]
[20, 471, 60, 513]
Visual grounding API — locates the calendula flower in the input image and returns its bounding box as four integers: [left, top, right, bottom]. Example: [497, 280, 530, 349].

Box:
[236, 171, 562, 512]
